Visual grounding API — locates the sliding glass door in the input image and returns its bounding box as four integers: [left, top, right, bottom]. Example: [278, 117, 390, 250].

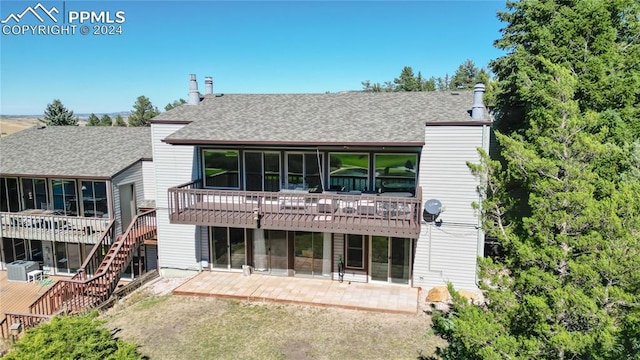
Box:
[211, 227, 246, 270]
[370, 236, 411, 284]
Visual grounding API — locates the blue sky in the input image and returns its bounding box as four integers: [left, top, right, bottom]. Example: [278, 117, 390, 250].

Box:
[0, 1, 507, 115]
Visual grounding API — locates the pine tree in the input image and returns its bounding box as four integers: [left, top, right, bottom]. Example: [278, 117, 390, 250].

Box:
[164, 98, 186, 111]
[99, 114, 112, 126]
[127, 96, 159, 127]
[39, 99, 78, 126]
[86, 113, 100, 126]
[430, 1, 640, 358]
[114, 114, 127, 127]
[450, 59, 480, 90]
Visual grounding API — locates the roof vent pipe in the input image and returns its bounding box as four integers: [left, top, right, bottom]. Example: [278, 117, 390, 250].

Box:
[471, 83, 485, 120]
[188, 74, 200, 105]
[204, 77, 213, 95]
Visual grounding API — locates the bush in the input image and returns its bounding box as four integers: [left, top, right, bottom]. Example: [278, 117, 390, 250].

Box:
[3, 312, 141, 360]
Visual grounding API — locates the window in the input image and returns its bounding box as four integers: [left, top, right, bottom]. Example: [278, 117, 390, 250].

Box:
[21, 178, 48, 210]
[203, 150, 240, 188]
[374, 154, 418, 194]
[286, 153, 322, 190]
[0, 177, 20, 212]
[329, 153, 369, 191]
[245, 152, 280, 192]
[81, 181, 108, 217]
[51, 179, 78, 216]
[345, 234, 365, 269]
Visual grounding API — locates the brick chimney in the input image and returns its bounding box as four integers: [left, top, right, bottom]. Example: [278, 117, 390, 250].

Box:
[471, 83, 485, 120]
[204, 76, 213, 95]
[188, 74, 200, 105]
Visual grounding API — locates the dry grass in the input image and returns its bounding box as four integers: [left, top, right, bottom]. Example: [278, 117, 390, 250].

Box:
[0, 117, 40, 137]
[102, 289, 444, 360]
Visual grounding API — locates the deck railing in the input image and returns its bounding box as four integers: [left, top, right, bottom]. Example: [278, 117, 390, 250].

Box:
[0, 212, 110, 244]
[169, 180, 422, 238]
[72, 219, 116, 281]
[29, 210, 156, 316]
[0, 312, 53, 339]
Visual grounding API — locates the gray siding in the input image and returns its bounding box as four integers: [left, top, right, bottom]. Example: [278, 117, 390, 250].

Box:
[112, 161, 145, 236]
[152, 123, 200, 272]
[413, 125, 489, 291]
[141, 160, 156, 203]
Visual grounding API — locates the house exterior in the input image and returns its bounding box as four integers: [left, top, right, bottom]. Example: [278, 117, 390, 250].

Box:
[0, 126, 156, 278]
[151, 75, 491, 292]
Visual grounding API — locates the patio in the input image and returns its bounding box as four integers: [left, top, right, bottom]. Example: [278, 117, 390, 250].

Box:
[173, 271, 419, 314]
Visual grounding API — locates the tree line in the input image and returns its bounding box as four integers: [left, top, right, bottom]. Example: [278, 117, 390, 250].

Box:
[39, 96, 186, 127]
[361, 59, 490, 93]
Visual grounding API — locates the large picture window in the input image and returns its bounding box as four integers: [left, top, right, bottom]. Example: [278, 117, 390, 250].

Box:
[286, 153, 322, 190]
[51, 179, 78, 216]
[81, 181, 108, 217]
[245, 152, 280, 192]
[374, 154, 417, 194]
[0, 177, 20, 212]
[329, 153, 369, 192]
[345, 234, 365, 269]
[21, 178, 48, 210]
[203, 150, 240, 188]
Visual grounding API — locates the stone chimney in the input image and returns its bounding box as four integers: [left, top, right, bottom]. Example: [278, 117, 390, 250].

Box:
[204, 76, 213, 95]
[188, 74, 200, 105]
[471, 83, 485, 120]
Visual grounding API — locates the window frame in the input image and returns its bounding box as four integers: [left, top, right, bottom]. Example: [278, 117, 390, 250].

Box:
[345, 234, 366, 270]
[202, 149, 241, 189]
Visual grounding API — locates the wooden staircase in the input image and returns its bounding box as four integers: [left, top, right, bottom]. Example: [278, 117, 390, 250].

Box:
[29, 210, 157, 316]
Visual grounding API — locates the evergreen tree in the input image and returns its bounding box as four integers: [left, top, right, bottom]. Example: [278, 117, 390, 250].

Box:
[430, 1, 640, 358]
[114, 114, 127, 127]
[393, 66, 419, 91]
[99, 114, 112, 126]
[39, 99, 78, 126]
[450, 59, 481, 90]
[164, 98, 186, 111]
[86, 113, 100, 126]
[127, 96, 159, 127]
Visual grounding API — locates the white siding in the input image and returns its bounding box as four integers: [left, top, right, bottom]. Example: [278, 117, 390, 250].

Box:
[141, 160, 156, 202]
[112, 161, 145, 235]
[413, 125, 489, 291]
[152, 123, 200, 272]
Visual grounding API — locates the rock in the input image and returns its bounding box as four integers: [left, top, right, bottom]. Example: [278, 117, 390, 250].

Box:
[425, 286, 450, 303]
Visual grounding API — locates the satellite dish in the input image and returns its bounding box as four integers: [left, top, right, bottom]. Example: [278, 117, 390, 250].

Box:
[423, 199, 442, 222]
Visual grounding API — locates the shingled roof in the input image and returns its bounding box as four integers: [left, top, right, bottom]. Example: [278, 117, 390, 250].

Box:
[154, 90, 486, 146]
[0, 126, 152, 178]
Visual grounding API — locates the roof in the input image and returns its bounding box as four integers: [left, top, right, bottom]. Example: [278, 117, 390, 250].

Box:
[154, 91, 487, 146]
[0, 126, 152, 178]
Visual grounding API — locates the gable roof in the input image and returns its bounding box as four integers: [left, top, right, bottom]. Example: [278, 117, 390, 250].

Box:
[154, 90, 486, 146]
[0, 126, 152, 179]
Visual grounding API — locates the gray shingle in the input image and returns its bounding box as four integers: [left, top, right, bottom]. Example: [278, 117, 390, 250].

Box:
[155, 91, 483, 145]
[0, 126, 152, 178]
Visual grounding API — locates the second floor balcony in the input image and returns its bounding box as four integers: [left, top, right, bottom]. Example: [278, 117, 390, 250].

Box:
[168, 180, 422, 238]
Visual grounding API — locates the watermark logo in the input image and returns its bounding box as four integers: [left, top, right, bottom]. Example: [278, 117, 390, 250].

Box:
[1, 3, 59, 23]
[2, 2, 126, 36]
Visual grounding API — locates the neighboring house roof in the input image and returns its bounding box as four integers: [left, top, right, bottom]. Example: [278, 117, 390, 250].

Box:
[0, 126, 152, 179]
[155, 91, 487, 146]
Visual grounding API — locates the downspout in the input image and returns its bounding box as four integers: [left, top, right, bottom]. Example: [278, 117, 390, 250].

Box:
[475, 123, 489, 288]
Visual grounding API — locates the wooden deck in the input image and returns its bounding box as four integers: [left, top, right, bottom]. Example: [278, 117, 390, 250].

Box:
[0, 271, 62, 315]
[169, 187, 422, 238]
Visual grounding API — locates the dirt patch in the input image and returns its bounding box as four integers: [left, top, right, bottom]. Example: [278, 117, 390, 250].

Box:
[103, 286, 445, 360]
